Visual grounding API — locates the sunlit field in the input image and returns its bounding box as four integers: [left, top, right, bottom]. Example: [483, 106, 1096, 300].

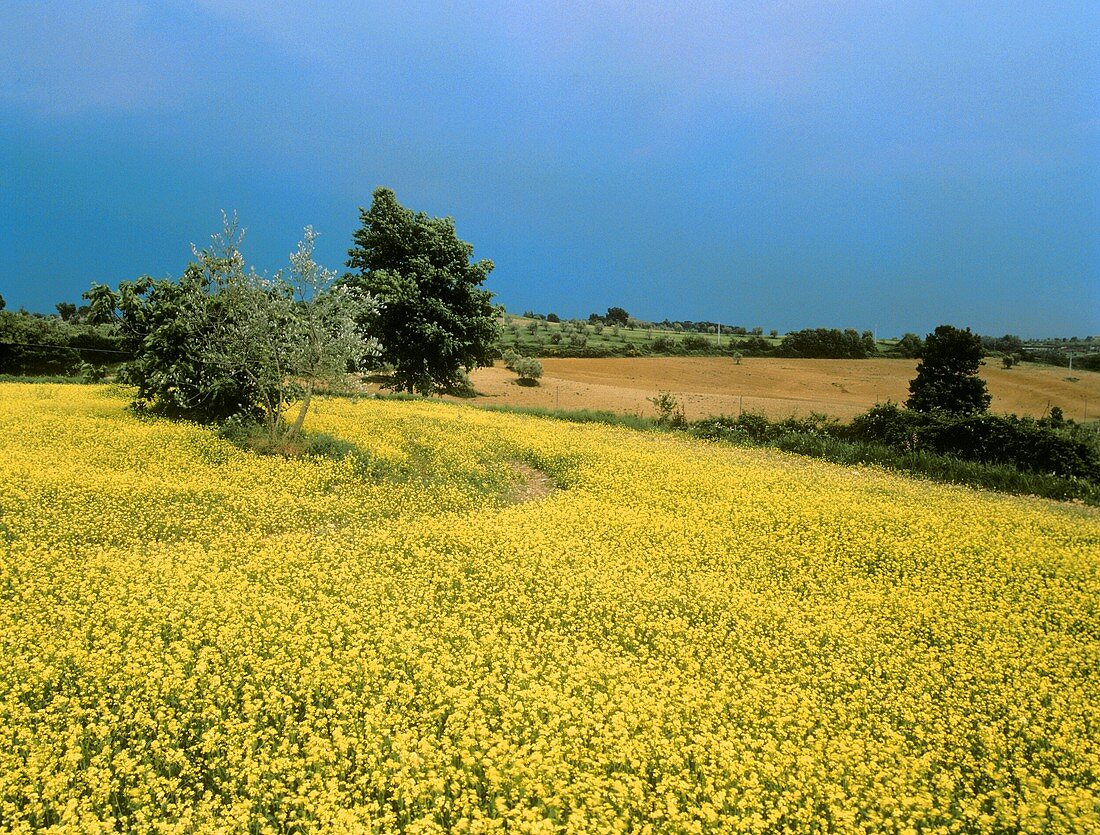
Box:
[1, 384, 1097, 833]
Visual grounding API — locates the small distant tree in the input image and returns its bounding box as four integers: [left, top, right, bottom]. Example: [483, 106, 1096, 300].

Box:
[605, 307, 629, 326]
[780, 328, 872, 359]
[546, 312, 560, 323]
[895, 333, 924, 359]
[0, 293, 5, 311]
[56, 302, 78, 322]
[981, 333, 1024, 354]
[512, 355, 543, 385]
[906, 325, 990, 415]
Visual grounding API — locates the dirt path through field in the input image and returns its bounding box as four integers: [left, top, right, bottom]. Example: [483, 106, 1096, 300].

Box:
[446, 358, 1099, 422]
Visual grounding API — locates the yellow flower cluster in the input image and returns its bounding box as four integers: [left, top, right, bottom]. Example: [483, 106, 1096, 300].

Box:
[0, 383, 1097, 833]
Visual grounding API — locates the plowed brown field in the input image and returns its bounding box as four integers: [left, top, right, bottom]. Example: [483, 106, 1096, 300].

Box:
[446, 358, 1099, 422]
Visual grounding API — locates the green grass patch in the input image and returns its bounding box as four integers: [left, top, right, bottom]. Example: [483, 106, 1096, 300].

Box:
[475, 402, 663, 432]
[0, 373, 84, 384]
[770, 433, 1100, 505]
[466, 397, 1100, 505]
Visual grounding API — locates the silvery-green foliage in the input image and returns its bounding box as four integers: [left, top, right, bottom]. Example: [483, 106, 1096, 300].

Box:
[196, 215, 376, 438]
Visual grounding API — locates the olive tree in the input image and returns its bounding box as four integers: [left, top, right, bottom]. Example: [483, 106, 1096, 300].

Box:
[198, 220, 375, 439]
[86, 216, 374, 436]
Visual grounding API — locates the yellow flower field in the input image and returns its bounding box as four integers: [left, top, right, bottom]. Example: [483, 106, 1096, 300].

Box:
[0, 383, 1097, 833]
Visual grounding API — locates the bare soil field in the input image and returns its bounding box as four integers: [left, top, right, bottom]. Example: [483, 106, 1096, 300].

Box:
[447, 358, 1099, 422]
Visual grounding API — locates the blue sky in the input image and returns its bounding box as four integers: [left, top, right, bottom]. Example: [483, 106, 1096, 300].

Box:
[1, 1, 1096, 337]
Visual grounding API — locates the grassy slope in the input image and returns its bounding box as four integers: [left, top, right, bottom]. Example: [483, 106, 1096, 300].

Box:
[498, 314, 788, 355]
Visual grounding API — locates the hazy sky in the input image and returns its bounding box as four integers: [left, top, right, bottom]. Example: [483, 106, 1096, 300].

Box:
[2, 1, 1097, 337]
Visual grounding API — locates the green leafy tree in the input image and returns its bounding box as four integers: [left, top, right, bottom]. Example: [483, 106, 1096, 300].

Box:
[605, 307, 629, 326]
[894, 332, 924, 358]
[0, 293, 5, 311]
[779, 328, 872, 359]
[345, 187, 499, 394]
[906, 325, 991, 415]
[84, 269, 245, 421]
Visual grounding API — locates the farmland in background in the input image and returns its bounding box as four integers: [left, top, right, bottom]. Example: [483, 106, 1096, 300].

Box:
[497, 314, 786, 357]
[449, 357, 1100, 422]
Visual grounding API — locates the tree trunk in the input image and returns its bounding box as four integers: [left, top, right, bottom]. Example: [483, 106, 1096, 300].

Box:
[287, 381, 314, 438]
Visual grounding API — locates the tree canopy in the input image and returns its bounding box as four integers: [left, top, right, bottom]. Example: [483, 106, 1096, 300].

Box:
[345, 188, 499, 394]
[604, 307, 630, 326]
[906, 325, 991, 415]
[779, 328, 875, 359]
[893, 333, 924, 359]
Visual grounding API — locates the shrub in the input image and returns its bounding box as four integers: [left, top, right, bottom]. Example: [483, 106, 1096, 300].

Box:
[681, 335, 711, 352]
[846, 403, 1099, 480]
[846, 403, 925, 449]
[0, 310, 123, 376]
[732, 337, 775, 357]
[649, 391, 685, 427]
[80, 362, 108, 383]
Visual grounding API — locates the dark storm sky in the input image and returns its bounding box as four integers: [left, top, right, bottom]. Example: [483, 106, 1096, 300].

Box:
[1, 1, 1097, 337]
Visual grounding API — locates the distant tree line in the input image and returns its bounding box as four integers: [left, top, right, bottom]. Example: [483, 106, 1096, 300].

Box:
[778, 328, 875, 359]
[0, 305, 124, 376]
